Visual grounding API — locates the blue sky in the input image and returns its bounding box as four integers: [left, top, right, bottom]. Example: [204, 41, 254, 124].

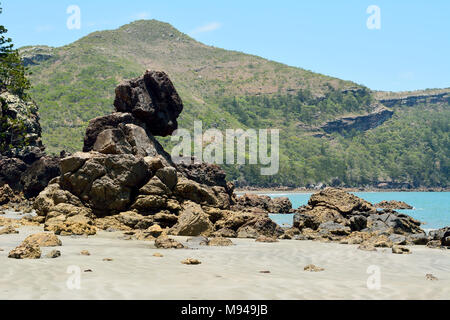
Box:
[1, 0, 449, 92]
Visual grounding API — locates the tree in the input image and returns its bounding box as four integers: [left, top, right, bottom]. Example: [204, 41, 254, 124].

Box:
[0, 3, 30, 98]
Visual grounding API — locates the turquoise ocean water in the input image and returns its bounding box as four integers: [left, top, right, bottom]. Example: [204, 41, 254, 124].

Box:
[264, 192, 450, 231]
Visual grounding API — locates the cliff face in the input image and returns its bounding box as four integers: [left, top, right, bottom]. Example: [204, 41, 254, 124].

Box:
[320, 107, 394, 134]
[379, 92, 450, 108]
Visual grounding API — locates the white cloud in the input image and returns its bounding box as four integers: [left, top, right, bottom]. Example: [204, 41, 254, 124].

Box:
[133, 11, 150, 20]
[190, 22, 222, 36]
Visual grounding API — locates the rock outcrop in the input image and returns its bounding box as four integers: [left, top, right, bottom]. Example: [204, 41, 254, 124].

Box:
[0, 91, 60, 198]
[292, 188, 427, 248]
[320, 106, 393, 134]
[375, 200, 413, 210]
[34, 70, 286, 239]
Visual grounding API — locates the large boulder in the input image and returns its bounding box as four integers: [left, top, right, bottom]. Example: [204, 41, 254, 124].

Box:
[170, 201, 214, 236]
[113, 70, 183, 137]
[60, 152, 150, 214]
[21, 156, 61, 198]
[308, 188, 376, 215]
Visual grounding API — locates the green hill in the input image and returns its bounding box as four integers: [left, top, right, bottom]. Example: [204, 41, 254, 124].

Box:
[20, 20, 449, 188]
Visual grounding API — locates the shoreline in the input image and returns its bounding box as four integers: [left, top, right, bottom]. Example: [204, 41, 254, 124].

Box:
[1, 225, 449, 300]
[235, 187, 450, 194]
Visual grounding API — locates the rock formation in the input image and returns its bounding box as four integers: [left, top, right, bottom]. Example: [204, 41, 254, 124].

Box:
[0, 91, 60, 199]
[33, 70, 285, 238]
[320, 106, 393, 134]
[292, 188, 431, 248]
[375, 200, 413, 210]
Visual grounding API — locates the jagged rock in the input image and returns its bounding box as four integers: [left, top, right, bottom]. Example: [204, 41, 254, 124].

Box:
[308, 188, 376, 215]
[392, 245, 411, 254]
[21, 156, 60, 198]
[131, 195, 167, 213]
[154, 236, 184, 249]
[139, 176, 171, 196]
[46, 250, 61, 259]
[237, 217, 283, 239]
[23, 232, 62, 247]
[268, 197, 292, 213]
[0, 92, 60, 197]
[0, 184, 14, 205]
[114, 70, 183, 137]
[375, 200, 413, 210]
[408, 233, 430, 245]
[155, 167, 178, 190]
[213, 228, 237, 238]
[388, 234, 407, 245]
[0, 157, 27, 190]
[349, 215, 367, 231]
[429, 227, 450, 247]
[426, 240, 442, 249]
[181, 258, 201, 265]
[207, 237, 234, 246]
[33, 183, 84, 217]
[60, 152, 150, 214]
[8, 242, 41, 259]
[318, 221, 351, 236]
[0, 225, 19, 235]
[304, 264, 324, 272]
[147, 224, 164, 238]
[366, 210, 423, 235]
[174, 177, 218, 207]
[170, 201, 214, 236]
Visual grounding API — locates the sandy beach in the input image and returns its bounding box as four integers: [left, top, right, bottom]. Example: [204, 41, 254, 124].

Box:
[1, 225, 449, 300]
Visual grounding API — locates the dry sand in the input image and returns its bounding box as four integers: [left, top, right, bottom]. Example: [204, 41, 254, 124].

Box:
[0, 225, 449, 300]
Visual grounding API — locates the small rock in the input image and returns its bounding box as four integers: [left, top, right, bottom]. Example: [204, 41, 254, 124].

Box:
[259, 271, 271, 274]
[8, 242, 41, 259]
[181, 258, 201, 265]
[304, 264, 324, 272]
[426, 240, 442, 248]
[147, 224, 164, 238]
[80, 250, 91, 256]
[155, 237, 185, 249]
[425, 274, 438, 281]
[103, 258, 113, 261]
[392, 245, 411, 254]
[208, 237, 234, 246]
[84, 269, 93, 272]
[153, 253, 164, 257]
[46, 250, 61, 259]
[255, 235, 279, 243]
[358, 243, 377, 252]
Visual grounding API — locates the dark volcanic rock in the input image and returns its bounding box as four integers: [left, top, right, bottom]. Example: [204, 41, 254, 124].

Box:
[21, 156, 61, 198]
[0, 92, 60, 197]
[114, 70, 183, 137]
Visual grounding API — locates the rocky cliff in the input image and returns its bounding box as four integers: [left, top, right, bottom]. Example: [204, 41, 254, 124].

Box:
[0, 91, 60, 198]
[379, 92, 450, 108]
[320, 105, 394, 134]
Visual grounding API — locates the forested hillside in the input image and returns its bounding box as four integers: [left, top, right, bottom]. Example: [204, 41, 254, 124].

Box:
[20, 20, 449, 188]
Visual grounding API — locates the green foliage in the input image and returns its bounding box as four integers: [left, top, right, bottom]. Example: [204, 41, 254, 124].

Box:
[0, 3, 31, 98]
